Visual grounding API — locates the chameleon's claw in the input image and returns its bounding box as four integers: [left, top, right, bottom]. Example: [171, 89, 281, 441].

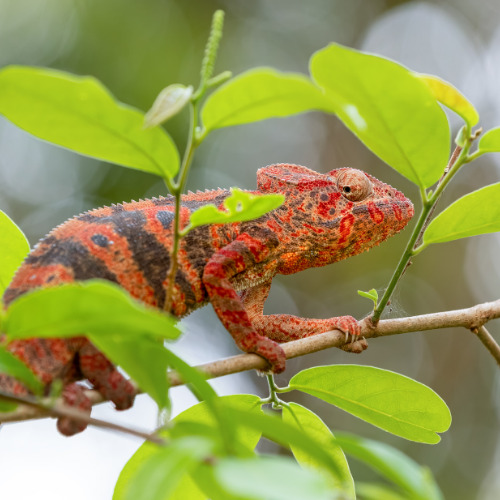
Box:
[342, 336, 368, 353]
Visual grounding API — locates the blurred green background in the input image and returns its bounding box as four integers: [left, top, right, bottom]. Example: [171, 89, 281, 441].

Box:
[0, 0, 499, 499]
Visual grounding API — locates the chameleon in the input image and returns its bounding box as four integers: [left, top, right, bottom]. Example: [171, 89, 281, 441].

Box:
[0, 164, 413, 435]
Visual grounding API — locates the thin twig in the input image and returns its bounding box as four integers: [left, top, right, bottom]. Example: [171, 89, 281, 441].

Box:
[472, 325, 500, 367]
[0, 390, 164, 443]
[1, 298, 499, 426]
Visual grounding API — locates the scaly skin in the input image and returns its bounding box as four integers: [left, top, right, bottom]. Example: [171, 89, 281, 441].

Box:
[0, 164, 414, 435]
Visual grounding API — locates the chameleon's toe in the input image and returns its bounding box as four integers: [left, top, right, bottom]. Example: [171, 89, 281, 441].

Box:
[56, 383, 92, 436]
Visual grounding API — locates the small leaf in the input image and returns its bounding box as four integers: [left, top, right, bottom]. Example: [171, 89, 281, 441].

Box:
[421, 183, 500, 249]
[114, 395, 262, 500]
[417, 74, 479, 128]
[214, 455, 334, 500]
[0, 345, 43, 395]
[310, 44, 450, 188]
[283, 403, 355, 499]
[202, 68, 329, 132]
[0, 211, 30, 297]
[4, 280, 181, 341]
[455, 125, 468, 148]
[118, 436, 214, 500]
[478, 127, 500, 154]
[0, 399, 17, 412]
[144, 84, 193, 128]
[335, 433, 444, 500]
[0, 66, 180, 178]
[357, 289, 378, 308]
[289, 365, 451, 443]
[188, 189, 284, 230]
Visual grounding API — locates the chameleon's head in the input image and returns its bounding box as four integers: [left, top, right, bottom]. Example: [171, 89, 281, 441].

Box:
[257, 164, 414, 268]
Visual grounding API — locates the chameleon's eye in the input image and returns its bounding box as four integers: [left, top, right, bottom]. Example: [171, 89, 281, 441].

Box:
[337, 169, 372, 202]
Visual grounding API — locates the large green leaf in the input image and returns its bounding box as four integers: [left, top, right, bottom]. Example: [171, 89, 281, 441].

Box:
[118, 436, 214, 500]
[0, 345, 43, 395]
[478, 127, 500, 154]
[114, 395, 262, 500]
[201, 68, 328, 132]
[0, 66, 179, 178]
[3, 280, 180, 341]
[335, 433, 443, 500]
[214, 455, 334, 500]
[0, 211, 30, 297]
[90, 334, 171, 409]
[310, 44, 450, 188]
[355, 483, 408, 500]
[289, 365, 451, 443]
[417, 74, 479, 129]
[224, 406, 345, 479]
[188, 189, 284, 231]
[421, 183, 500, 249]
[282, 403, 355, 499]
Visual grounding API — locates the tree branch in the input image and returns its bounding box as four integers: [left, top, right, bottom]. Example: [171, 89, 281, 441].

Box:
[1, 298, 499, 427]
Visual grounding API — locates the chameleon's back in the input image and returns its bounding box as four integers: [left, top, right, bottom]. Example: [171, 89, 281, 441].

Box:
[3, 189, 233, 317]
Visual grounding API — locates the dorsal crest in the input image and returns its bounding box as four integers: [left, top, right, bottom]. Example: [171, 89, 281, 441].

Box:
[257, 164, 334, 193]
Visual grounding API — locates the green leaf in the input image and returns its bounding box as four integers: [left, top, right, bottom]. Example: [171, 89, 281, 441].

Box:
[289, 365, 451, 443]
[144, 84, 193, 128]
[170, 395, 262, 453]
[162, 348, 217, 404]
[190, 463, 243, 500]
[4, 280, 181, 341]
[417, 74, 479, 128]
[188, 189, 284, 231]
[0, 211, 30, 297]
[335, 433, 443, 500]
[357, 289, 378, 308]
[114, 395, 262, 500]
[0, 345, 43, 395]
[283, 403, 355, 499]
[421, 183, 500, 249]
[310, 44, 450, 188]
[118, 436, 214, 500]
[214, 455, 334, 500]
[224, 406, 345, 479]
[0, 399, 17, 413]
[478, 127, 500, 154]
[90, 334, 171, 409]
[356, 482, 408, 500]
[0, 66, 179, 178]
[201, 68, 329, 132]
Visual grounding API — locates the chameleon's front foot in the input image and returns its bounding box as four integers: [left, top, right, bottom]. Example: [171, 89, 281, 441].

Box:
[330, 315, 361, 340]
[332, 315, 367, 353]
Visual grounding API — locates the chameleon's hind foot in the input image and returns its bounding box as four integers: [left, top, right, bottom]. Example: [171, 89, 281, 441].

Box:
[56, 383, 92, 436]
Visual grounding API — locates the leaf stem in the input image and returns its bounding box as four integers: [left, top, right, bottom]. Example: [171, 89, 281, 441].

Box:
[164, 101, 199, 312]
[372, 140, 472, 323]
[164, 10, 225, 312]
[261, 374, 288, 407]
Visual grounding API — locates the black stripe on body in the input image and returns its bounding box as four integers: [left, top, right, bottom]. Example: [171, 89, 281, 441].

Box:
[105, 211, 171, 309]
[25, 236, 119, 283]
